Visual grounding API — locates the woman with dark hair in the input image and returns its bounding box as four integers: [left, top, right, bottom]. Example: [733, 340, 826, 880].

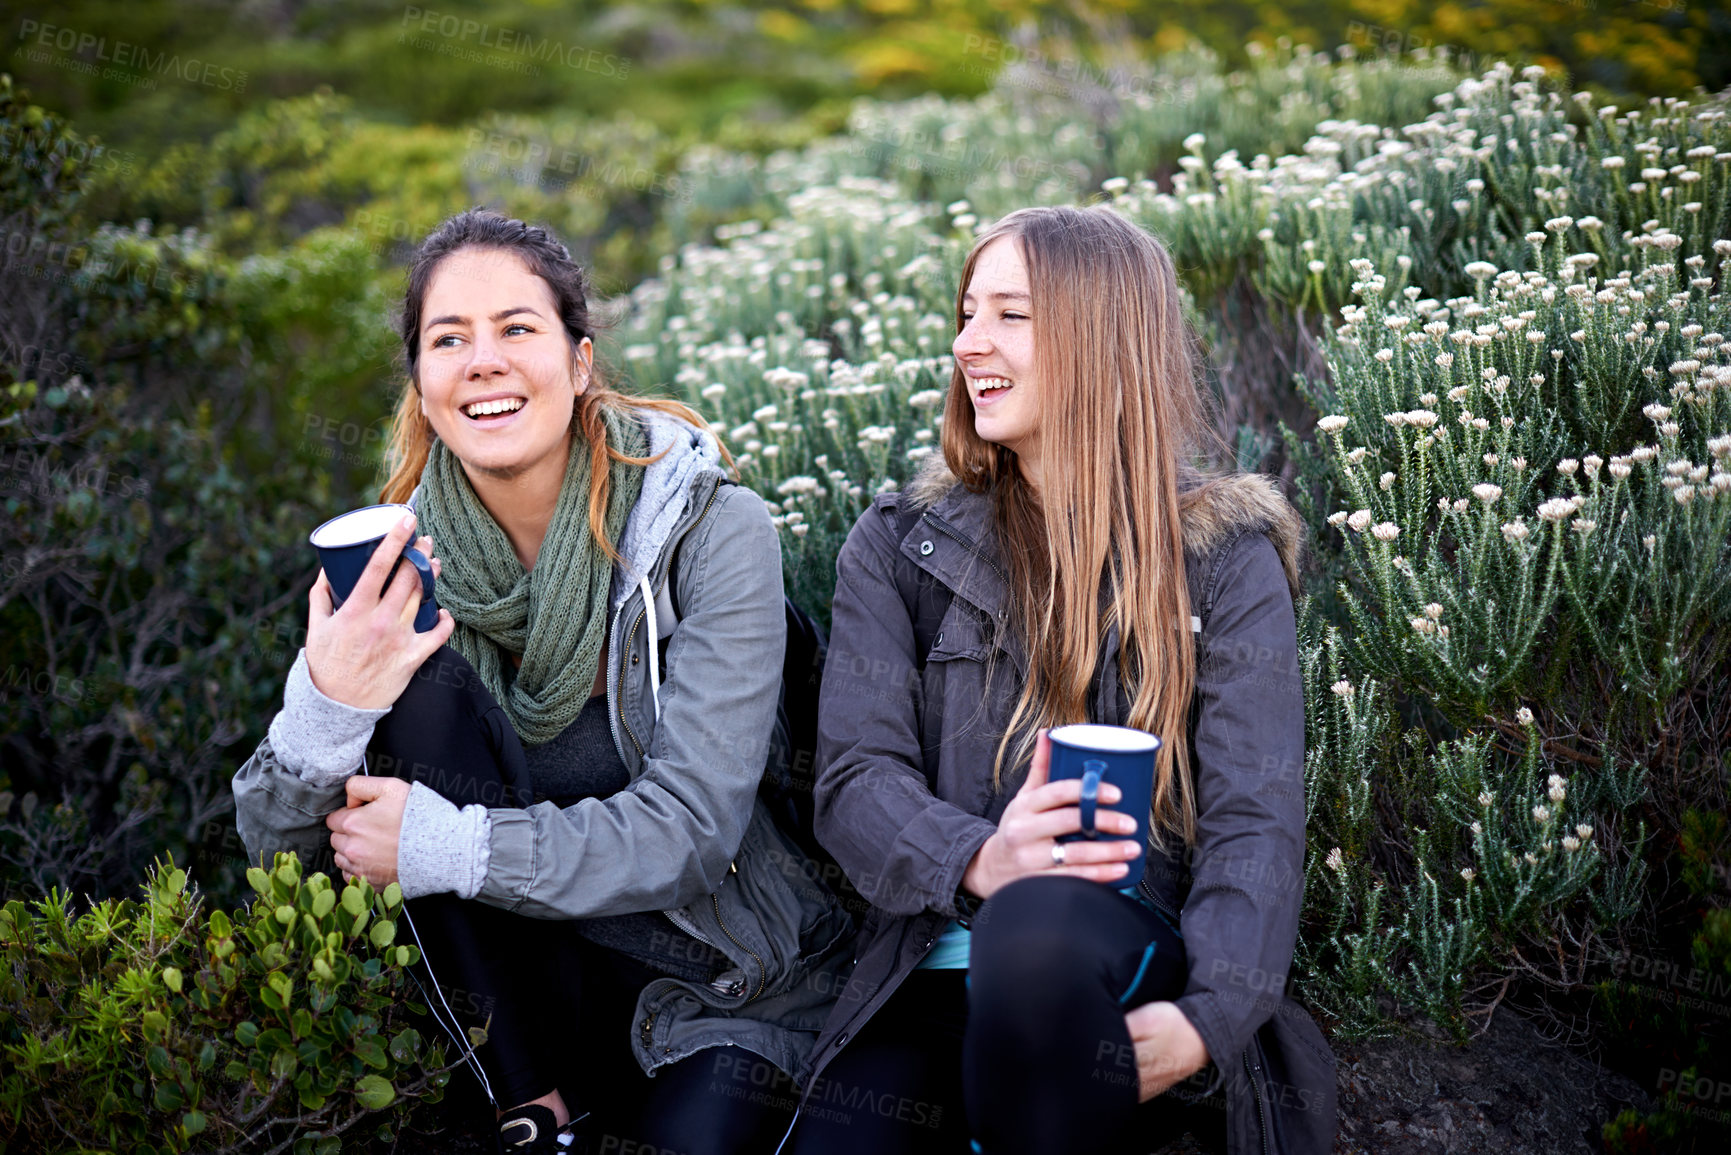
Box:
[234, 209, 849, 1155]
[785, 205, 1336, 1155]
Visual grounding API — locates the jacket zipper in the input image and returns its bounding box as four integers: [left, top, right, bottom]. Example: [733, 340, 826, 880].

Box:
[1244, 1051, 1270, 1155]
[1138, 876, 1182, 923]
[711, 893, 766, 1003]
[609, 478, 757, 1005]
[618, 481, 723, 758]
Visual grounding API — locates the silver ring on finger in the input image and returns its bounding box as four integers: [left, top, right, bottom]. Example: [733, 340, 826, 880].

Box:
[1050, 841, 1067, 867]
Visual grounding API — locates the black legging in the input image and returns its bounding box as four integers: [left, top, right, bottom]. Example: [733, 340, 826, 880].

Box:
[785, 876, 1227, 1155]
[365, 645, 794, 1154]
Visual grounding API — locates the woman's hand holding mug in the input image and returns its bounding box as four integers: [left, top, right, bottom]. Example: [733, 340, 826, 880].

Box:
[962, 729, 1144, 900]
[305, 511, 454, 710]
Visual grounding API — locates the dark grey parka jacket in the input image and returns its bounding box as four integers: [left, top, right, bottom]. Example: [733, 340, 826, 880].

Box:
[804, 460, 1337, 1155]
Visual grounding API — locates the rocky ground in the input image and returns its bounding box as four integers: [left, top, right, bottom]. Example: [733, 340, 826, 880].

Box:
[1324, 1008, 1651, 1155]
[378, 1006, 1653, 1154]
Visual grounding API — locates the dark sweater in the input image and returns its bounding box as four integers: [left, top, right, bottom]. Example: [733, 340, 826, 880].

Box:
[520, 690, 727, 983]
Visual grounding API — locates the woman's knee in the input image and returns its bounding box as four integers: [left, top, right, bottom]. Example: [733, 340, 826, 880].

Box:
[971, 876, 1125, 982]
[367, 646, 532, 808]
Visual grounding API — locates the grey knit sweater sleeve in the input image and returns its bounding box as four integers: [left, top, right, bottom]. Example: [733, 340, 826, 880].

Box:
[260, 649, 491, 901]
[266, 649, 392, 785]
[398, 784, 490, 901]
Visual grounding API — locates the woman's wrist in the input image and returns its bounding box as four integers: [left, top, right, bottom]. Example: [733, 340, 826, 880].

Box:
[269, 649, 392, 786]
[961, 833, 1002, 900]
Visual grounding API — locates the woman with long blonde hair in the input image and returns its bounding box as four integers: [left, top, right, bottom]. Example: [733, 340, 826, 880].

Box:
[785, 205, 1334, 1154]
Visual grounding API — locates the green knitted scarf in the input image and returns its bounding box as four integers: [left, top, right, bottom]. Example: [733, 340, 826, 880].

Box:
[415, 409, 647, 744]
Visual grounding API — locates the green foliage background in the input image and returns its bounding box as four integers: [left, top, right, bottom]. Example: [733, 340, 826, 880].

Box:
[1, 0, 1728, 1150]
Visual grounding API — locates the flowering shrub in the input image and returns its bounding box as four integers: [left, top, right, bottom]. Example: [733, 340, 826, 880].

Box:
[1280, 71, 1729, 1054]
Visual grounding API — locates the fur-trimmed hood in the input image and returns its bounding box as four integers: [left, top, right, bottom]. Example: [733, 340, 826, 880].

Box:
[903, 456, 1304, 596]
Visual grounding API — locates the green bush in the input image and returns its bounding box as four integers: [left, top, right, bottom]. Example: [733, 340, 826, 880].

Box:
[0, 854, 456, 1154]
[0, 77, 371, 907]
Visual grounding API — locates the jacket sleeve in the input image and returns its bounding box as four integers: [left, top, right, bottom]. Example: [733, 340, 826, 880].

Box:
[471, 484, 787, 919]
[812, 501, 997, 918]
[1171, 532, 1307, 1080]
[232, 650, 393, 874]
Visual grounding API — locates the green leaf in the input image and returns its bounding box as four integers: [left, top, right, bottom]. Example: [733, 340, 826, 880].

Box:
[299, 1084, 328, 1111]
[355, 1074, 395, 1110]
[369, 919, 395, 949]
[341, 886, 365, 917]
[389, 1028, 422, 1064]
[246, 867, 270, 896]
[352, 1037, 387, 1069]
[147, 1045, 172, 1078]
[182, 1110, 207, 1135]
[311, 889, 336, 920]
[162, 966, 182, 993]
[291, 1008, 314, 1039]
[271, 1045, 299, 1081]
[234, 1020, 260, 1047]
[208, 909, 232, 938]
[154, 1082, 184, 1111]
[197, 1041, 217, 1071]
[382, 882, 402, 910]
[316, 1138, 341, 1155]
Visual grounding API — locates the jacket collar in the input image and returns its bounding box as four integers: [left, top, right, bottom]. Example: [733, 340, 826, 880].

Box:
[899, 473, 1013, 623]
[900, 455, 1305, 597]
[610, 408, 724, 613]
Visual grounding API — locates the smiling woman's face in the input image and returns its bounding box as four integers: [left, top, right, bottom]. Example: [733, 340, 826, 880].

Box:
[417, 246, 590, 482]
[953, 236, 1042, 474]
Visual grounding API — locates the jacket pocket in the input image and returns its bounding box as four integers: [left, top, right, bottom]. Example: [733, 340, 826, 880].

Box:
[924, 599, 995, 664]
[920, 601, 1010, 780]
[717, 801, 853, 1000]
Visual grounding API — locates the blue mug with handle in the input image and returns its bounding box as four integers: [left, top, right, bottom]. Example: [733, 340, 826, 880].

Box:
[1048, 723, 1162, 888]
[309, 503, 439, 632]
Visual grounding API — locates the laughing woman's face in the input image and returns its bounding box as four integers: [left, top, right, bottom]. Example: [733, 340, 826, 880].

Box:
[416, 246, 590, 485]
[954, 236, 1044, 481]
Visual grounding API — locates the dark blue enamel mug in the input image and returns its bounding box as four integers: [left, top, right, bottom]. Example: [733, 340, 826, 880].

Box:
[309, 503, 438, 632]
[1049, 723, 1162, 888]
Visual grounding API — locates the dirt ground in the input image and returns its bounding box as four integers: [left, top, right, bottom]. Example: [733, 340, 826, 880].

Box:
[381, 1005, 1655, 1154]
